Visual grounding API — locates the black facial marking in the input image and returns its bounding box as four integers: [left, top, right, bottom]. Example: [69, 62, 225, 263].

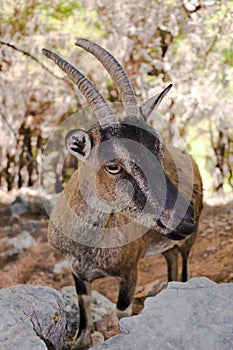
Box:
[96, 122, 162, 158]
[71, 135, 86, 155]
[130, 174, 147, 212]
[71, 147, 85, 156]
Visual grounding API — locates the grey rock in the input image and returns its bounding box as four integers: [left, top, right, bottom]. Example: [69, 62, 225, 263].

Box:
[0, 195, 30, 216]
[60, 287, 119, 347]
[8, 230, 36, 250]
[29, 196, 48, 215]
[91, 277, 233, 350]
[22, 219, 39, 233]
[0, 285, 66, 350]
[53, 260, 70, 274]
[92, 290, 116, 323]
[0, 192, 54, 217]
[0, 231, 36, 268]
[60, 286, 80, 348]
[0, 246, 19, 268]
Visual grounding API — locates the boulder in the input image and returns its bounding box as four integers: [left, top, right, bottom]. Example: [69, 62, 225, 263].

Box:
[0, 231, 36, 268]
[91, 277, 233, 350]
[8, 230, 36, 250]
[53, 260, 70, 274]
[0, 195, 29, 216]
[0, 189, 57, 217]
[0, 285, 66, 350]
[60, 286, 119, 348]
[60, 286, 80, 349]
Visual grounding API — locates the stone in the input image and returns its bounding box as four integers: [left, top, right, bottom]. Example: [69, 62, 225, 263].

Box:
[22, 219, 39, 233]
[91, 331, 105, 346]
[60, 286, 120, 347]
[0, 246, 19, 268]
[0, 195, 29, 216]
[60, 286, 80, 349]
[91, 290, 120, 340]
[53, 260, 70, 274]
[0, 189, 56, 217]
[0, 285, 66, 350]
[0, 231, 36, 268]
[91, 277, 233, 350]
[8, 230, 36, 250]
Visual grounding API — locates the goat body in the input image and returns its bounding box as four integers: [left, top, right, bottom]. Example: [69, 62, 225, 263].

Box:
[43, 39, 203, 349]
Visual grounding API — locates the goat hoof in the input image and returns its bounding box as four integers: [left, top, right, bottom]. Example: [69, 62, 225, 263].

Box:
[116, 304, 133, 319]
[71, 329, 93, 349]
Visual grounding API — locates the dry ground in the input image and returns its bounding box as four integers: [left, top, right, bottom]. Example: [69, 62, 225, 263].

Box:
[0, 200, 233, 318]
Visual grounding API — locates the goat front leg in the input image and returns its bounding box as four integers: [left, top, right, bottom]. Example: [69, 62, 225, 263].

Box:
[180, 248, 191, 282]
[72, 273, 94, 349]
[116, 269, 138, 318]
[162, 245, 180, 282]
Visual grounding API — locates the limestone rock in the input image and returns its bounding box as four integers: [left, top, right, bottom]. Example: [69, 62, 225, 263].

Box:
[60, 286, 80, 349]
[53, 260, 70, 274]
[0, 231, 36, 268]
[8, 230, 36, 250]
[60, 286, 119, 348]
[0, 285, 66, 350]
[91, 290, 120, 339]
[91, 277, 233, 350]
[0, 195, 29, 216]
[0, 190, 56, 217]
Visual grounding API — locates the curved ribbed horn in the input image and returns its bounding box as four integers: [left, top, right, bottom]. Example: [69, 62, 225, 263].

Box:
[75, 38, 140, 119]
[42, 48, 116, 125]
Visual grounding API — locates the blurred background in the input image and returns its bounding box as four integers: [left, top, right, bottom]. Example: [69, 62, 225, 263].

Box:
[0, 0, 233, 199]
[0, 1, 232, 334]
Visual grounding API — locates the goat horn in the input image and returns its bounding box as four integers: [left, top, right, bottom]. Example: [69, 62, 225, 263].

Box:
[42, 48, 116, 124]
[75, 38, 140, 119]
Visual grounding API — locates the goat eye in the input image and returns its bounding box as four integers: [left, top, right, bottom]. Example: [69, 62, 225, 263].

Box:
[105, 164, 122, 174]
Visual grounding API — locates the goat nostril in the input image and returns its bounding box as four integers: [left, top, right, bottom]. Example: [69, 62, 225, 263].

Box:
[185, 217, 195, 225]
[184, 205, 196, 226]
[156, 219, 166, 230]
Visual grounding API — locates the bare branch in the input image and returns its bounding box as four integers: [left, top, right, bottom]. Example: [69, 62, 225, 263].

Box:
[0, 111, 18, 140]
[0, 40, 74, 89]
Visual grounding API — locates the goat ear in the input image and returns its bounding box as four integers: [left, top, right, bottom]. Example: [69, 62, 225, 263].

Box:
[65, 129, 91, 160]
[140, 84, 173, 120]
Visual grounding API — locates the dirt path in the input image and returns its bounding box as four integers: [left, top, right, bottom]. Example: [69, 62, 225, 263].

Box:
[0, 201, 233, 311]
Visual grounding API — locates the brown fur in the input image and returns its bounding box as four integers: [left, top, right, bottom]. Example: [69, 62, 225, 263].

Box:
[48, 125, 203, 348]
[44, 40, 203, 349]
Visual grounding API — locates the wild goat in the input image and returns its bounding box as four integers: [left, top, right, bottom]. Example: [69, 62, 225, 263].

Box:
[43, 38, 203, 349]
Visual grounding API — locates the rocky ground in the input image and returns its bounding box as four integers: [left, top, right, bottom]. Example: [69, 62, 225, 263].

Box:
[0, 190, 232, 347]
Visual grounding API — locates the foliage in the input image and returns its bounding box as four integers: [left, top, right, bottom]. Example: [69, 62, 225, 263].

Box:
[0, 0, 232, 196]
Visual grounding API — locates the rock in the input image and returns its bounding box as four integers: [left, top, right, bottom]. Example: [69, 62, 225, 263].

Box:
[8, 230, 36, 250]
[91, 277, 233, 350]
[60, 287, 120, 348]
[0, 285, 66, 350]
[91, 291, 120, 340]
[91, 331, 105, 346]
[0, 246, 19, 268]
[22, 219, 39, 233]
[0, 231, 36, 268]
[53, 260, 70, 274]
[0, 195, 29, 216]
[29, 196, 49, 216]
[0, 189, 56, 217]
[60, 286, 80, 349]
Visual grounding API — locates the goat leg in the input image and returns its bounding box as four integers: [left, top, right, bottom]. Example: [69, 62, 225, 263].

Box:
[72, 273, 94, 349]
[162, 245, 180, 282]
[116, 269, 138, 318]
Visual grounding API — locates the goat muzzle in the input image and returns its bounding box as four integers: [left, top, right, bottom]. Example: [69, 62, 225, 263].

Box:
[157, 204, 196, 241]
